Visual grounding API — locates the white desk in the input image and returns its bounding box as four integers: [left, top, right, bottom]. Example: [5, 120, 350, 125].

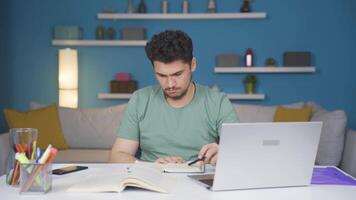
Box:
[1, 164, 356, 200]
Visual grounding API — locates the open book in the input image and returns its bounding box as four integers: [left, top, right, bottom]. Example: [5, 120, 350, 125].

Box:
[67, 164, 176, 193]
[67, 162, 204, 194]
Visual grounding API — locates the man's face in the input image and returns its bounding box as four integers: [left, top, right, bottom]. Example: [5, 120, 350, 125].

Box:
[153, 59, 196, 100]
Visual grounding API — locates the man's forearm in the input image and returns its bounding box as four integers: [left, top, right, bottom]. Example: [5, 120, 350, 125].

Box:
[109, 151, 137, 163]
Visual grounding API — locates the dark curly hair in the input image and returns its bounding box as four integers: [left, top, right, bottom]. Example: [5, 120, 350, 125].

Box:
[145, 30, 193, 65]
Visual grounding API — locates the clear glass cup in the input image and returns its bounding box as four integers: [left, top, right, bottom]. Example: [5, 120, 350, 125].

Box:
[5, 128, 38, 186]
[20, 163, 52, 194]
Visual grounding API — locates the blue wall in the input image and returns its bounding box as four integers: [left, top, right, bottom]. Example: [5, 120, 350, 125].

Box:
[1, 0, 356, 131]
[0, 0, 11, 133]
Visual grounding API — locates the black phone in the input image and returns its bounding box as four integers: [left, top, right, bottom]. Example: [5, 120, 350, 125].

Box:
[52, 165, 88, 175]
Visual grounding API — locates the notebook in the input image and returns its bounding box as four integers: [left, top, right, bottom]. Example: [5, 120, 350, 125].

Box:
[135, 160, 205, 173]
[189, 122, 323, 191]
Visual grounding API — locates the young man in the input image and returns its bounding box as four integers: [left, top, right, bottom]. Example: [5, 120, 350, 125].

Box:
[110, 30, 238, 165]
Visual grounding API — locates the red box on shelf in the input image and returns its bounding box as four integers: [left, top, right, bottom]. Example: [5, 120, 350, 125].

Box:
[115, 73, 131, 81]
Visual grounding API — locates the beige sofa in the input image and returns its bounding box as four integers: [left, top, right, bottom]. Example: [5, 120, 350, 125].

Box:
[1, 101, 356, 178]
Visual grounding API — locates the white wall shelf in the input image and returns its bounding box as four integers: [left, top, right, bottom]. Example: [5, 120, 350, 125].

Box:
[52, 40, 147, 47]
[214, 67, 316, 73]
[98, 93, 132, 99]
[98, 93, 265, 100]
[227, 94, 265, 100]
[97, 13, 267, 20]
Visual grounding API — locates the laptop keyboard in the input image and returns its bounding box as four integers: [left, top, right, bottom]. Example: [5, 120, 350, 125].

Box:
[189, 174, 215, 187]
[199, 179, 214, 187]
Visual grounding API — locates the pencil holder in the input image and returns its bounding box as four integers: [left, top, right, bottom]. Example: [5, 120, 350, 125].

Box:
[5, 128, 38, 186]
[19, 163, 52, 194]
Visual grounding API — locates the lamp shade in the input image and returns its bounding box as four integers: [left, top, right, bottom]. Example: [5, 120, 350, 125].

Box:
[59, 49, 78, 89]
[58, 48, 78, 108]
[59, 90, 78, 108]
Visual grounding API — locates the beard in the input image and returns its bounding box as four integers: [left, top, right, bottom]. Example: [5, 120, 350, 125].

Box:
[163, 78, 192, 100]
[164, 86, 189, 100]
[162, 73, 193, 100]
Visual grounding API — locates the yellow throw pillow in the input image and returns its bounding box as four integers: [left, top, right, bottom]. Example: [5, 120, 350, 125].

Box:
[273, 106, 312, 122]
[4, 105, 68, 150]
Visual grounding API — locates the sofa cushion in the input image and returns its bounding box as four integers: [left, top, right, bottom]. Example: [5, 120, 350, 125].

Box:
[54, 149, 110, 163]
[30, 102, 127, 149]
[0, 133, 10, 175]
[4, 105, 68, 150]
[341, 129, 356, 178]
[233, 102, 304, 122]
[273, 106, 312, 122]
[308, 102, 347, 166]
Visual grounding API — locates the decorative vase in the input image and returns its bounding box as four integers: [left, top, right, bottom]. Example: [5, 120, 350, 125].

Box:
[240, 0, 251, 13]
[244, 48, 254, 67]
[96, 26, 105, 40]
[138, 0, 147, 13]
[127, 0, 134, 14]
[182, 0, 189, 14]
[107, 27, 115, 40]
[161, 0, 169, 14]
[244, 83, 255, 94]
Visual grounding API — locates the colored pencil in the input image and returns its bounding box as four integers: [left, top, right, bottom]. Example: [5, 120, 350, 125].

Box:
[31, 141, 37, 160]
[11, 161, 19, 185]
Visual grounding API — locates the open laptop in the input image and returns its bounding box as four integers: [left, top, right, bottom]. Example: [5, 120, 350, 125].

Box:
[189, 122, 322, 191]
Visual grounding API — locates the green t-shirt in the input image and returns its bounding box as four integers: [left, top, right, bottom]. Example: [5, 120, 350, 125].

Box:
[117, 83, 238, 161]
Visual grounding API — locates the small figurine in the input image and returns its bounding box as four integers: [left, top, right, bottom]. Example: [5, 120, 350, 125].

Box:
[103, 8, 115, 13]
[265, 57, 277, 67]
[240, 0, 251, 13]
[207, 0, 216, 13]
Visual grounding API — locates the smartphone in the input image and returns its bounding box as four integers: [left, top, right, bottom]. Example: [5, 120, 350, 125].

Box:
[52, 165, 88, 175]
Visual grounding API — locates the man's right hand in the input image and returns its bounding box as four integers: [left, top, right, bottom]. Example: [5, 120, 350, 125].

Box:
[155, 156, 186, 164]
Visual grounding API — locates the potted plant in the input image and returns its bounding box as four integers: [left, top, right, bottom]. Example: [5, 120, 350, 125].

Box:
[243, 75, 257, 94]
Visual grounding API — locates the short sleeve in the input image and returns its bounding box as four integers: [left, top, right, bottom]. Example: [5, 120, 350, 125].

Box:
[217, 95, 239, 135]
[117, 92, 140, 141]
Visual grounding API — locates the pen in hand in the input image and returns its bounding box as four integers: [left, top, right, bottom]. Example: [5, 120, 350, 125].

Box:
[188, 156, 206, 166]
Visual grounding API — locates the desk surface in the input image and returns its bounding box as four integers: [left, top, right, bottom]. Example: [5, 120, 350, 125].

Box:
[1, 164, 356, 200]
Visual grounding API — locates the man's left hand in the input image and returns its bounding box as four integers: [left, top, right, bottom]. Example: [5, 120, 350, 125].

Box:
[198, 143, 219, 166]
